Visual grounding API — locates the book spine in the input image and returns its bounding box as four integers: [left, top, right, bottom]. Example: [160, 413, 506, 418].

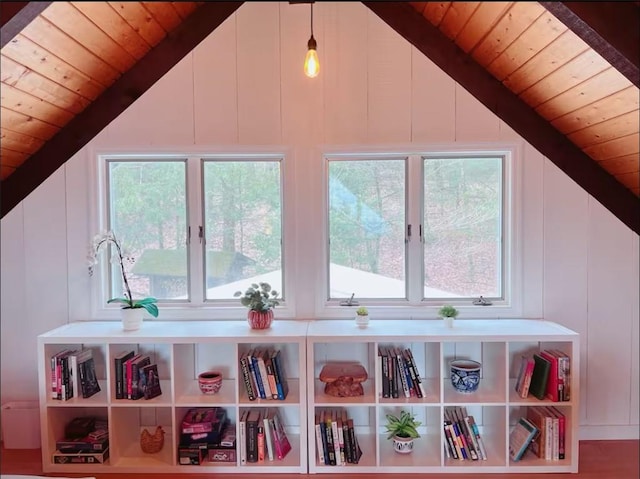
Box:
[319, 412, 329, 465]
[246, 417, 258, 463]
[443, 421, 458, 459]
[263, 411, 274, 461]
[380, 347, 390, 398]
[251, 353, 266, 399]
[239, 410, 248, 465]
[314, 414, 325, 465]
[324, 414, 336, 465]
[331, 411, 341, 466]
[406, 348, 426, 398]
[256, 352, 272, 399]
[341, 411, 351, 464]
[69, 353, 79, 400]
[257, 425, 265, 462]
[239, 354, 256, 401]
[395, 348, 410, 398]
[272, 350, 289, 400]
[520, 358, 535, 398]
[467, 415, 488, 460]
[270, 350, 283, 400]
[264, 353, 279, 400]
[50, 354, 58, 399]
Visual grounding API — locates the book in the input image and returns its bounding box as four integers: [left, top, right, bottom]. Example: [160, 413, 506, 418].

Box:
[443, 420, 459, 459]
[271, 349, 290, 400]
[124, 353, 142, 400]
[509, 417, 539, 461]
[245, 409, 261, 463]
[526, 407, 548, 459]
[56, 434, 109, 453]
[257, 424, 265, 462]
[255, 349, 272, 399]
[130, 355, 151, 400]
[113, 350, 135, 400]
[140, 363, 162, 399]
[239, 351, 257, 401]
[341, 410, 351, 464]
[551, 349, 571, 401]
[514, 354, 529, 394]
[78, 355, 101, 399]
[272, 409, 292, 460]
[405, 348, 426, 398]
[264, 350, 279, 400]
[239, 409, 248, 465]
[181, 408, 224, 434]
[249, 349, 266, 399]
[529, 353, 552, 400]
[331, 409, 342, 465]
[262, 408, 275, 461]
[319, 410, 330, 465]
[542, 406, 560, 460]
[53, 448, 109, 464]
[519, 356, 535, 398]
[548, 405, 566, 460]
[323, 410, 336, 465]
[314, 413, 325, 465]
[347, 418, 362, 464]
[539, 350, 561, 401]
[69, 349, 92, 401]
[465, 413, 488, 460]
[379, 347, 390, 398]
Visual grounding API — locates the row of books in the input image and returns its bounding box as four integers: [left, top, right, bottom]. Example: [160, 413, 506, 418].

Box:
[509, 405, 566, 462]
[50, 349, 101, 400]
[113, 350, 162, 400]
[443, 406, 488, 461]
[239, 348, 290, 401]
[239, 407, 292, 464]
[515, 349, 571, 401]
[378, 346, 426, 399]
[314, 408, 363, 466]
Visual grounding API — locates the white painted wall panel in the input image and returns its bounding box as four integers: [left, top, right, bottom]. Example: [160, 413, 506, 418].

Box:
[194, 14, 239, 145]
[323, 2, 367, 144]
[0, 205, 27, 400]
[543, 160, 589, 423]
[0, 2, 637, 438]
[367, 9, 412, 143]
[411, 52, 456, 143]
[455, 85, 500, 142]
[519, 143, 544, 318]
[106, 55, 195, 146]
[236, 2, 281, 144]
[586, 199, 635, 425]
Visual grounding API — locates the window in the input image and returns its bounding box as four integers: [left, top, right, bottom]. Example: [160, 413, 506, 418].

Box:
[99, 154, 284, 311]
[326, 149, 512, 307]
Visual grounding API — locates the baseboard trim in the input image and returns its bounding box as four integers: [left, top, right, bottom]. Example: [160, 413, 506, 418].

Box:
[580, 425, 640, 440]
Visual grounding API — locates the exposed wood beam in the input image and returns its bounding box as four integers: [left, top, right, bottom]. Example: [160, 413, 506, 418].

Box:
[1, 1, 51, 47]
[364, 2, 640, 234]
[1, 2, 244, 219]
[540, 2, 639, 87]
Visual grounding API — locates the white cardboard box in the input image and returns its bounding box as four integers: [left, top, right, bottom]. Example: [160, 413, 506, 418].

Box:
[1, 401, 41, 449]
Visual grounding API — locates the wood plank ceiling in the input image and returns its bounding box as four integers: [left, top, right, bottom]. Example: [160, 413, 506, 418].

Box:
[1, 2, 638, 233]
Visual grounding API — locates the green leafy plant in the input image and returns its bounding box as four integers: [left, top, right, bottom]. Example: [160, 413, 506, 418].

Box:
[385, 410, 421, 439]
[356, 306, 368, 316]
[438, 304, 458, 318]
[88, 231, 159, 317]
[234, 282, 280, 312]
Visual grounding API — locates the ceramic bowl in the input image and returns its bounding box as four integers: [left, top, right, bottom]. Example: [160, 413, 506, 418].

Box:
[198, 371, 223, 394]
[450, 359, 481, 393]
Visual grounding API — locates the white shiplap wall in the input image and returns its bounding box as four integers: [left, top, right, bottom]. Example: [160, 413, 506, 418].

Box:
[0, 2, 637, 440]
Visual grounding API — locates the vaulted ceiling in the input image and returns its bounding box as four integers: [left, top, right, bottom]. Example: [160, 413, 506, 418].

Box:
[1, 2, 638, 233]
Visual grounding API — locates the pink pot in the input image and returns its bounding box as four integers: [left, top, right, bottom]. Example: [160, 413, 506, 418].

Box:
[247, 309, 273, 330]
[198, 371, 223, 395]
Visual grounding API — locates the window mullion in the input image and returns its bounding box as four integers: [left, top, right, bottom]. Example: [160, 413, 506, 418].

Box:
[187, 157, 204, 305]
[406, 155, 423, 304]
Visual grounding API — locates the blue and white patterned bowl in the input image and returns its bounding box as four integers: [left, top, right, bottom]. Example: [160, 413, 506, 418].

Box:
[450, 359, 481, 393]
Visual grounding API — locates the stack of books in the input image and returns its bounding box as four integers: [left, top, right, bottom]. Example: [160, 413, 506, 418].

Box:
[50, 348, 101, 400]
[514, 349, 570, 402]
[53, 416, 109, 464]
[178, 407, 230, 465]
[443, 406, 488, 461]
[378, 346, 425, 399]
[314, 408, 362, 466]
[239, 348, 289, 401]
[239, 407, 292, 464]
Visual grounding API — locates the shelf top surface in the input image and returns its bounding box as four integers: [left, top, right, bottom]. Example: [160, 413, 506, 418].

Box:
[38, 319, 310, 342]
[306, 319, 578, 341]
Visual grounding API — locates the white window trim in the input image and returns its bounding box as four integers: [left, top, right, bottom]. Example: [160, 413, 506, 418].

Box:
[317, 141, 523, 320]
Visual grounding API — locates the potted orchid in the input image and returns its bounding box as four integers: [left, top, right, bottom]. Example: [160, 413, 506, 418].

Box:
[88, 231, 158, 330]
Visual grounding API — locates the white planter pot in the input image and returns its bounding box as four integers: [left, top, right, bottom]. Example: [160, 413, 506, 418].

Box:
[122, 308, 144, 331]
[355, 314, 370, 328]
[443, 316, 455, 328]
[392, 435, 415, 454]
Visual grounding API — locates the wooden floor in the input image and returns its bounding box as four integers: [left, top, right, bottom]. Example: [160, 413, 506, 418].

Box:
[0, 440, 638, 478]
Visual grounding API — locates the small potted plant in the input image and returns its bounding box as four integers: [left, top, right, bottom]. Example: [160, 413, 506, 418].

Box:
[385, 410, 421, 454]
[438, 304, 459, 328]
[234, 282, 280, 329]
[355, 306, 369, 328]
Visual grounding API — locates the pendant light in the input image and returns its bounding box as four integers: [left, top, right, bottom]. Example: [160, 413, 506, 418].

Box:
[304, 2, 319, 78]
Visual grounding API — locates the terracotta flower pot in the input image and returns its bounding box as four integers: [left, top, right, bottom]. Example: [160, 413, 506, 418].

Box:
[247, 309, 273, 330]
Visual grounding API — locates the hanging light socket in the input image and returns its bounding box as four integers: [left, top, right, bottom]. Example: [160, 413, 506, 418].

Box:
[303, 3, 319, 78]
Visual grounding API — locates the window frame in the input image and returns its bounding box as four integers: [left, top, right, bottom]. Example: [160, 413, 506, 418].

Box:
[319, 143, 522, 319]
[90, 147, 295, 320]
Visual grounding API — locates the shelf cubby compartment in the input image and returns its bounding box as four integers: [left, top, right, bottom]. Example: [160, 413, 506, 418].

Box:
[43, 343, 109, 406]
[311, 405, 377, 472]
[443, 404, 507, 468]
[377, 405, 440, 468]
[110, 406, 173, 468]
[238, 341, 302, 405]
[108, 342, 172, 404]
[174, 342, 236, 405]
[376, 341, 441, 404]
[443, 341, 507, 404]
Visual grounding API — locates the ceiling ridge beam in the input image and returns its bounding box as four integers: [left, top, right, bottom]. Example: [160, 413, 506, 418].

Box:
[1, 1, 244, 219]
[540, 1, 639, 87]
[363, 1, 639, 235]
[1, 2, 52, 47]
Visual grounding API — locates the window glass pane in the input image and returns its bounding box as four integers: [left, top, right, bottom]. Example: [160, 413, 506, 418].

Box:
[108, 160, 188, 301]
[328, 159, 406, 299]
[423, 157, 502, 299]
[203, 160, 283, 300]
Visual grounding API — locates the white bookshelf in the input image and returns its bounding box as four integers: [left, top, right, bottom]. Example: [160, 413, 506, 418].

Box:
[38, 318, 579, 474]
[37, 320, 308, 474]
[306, 319, 579, 474]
